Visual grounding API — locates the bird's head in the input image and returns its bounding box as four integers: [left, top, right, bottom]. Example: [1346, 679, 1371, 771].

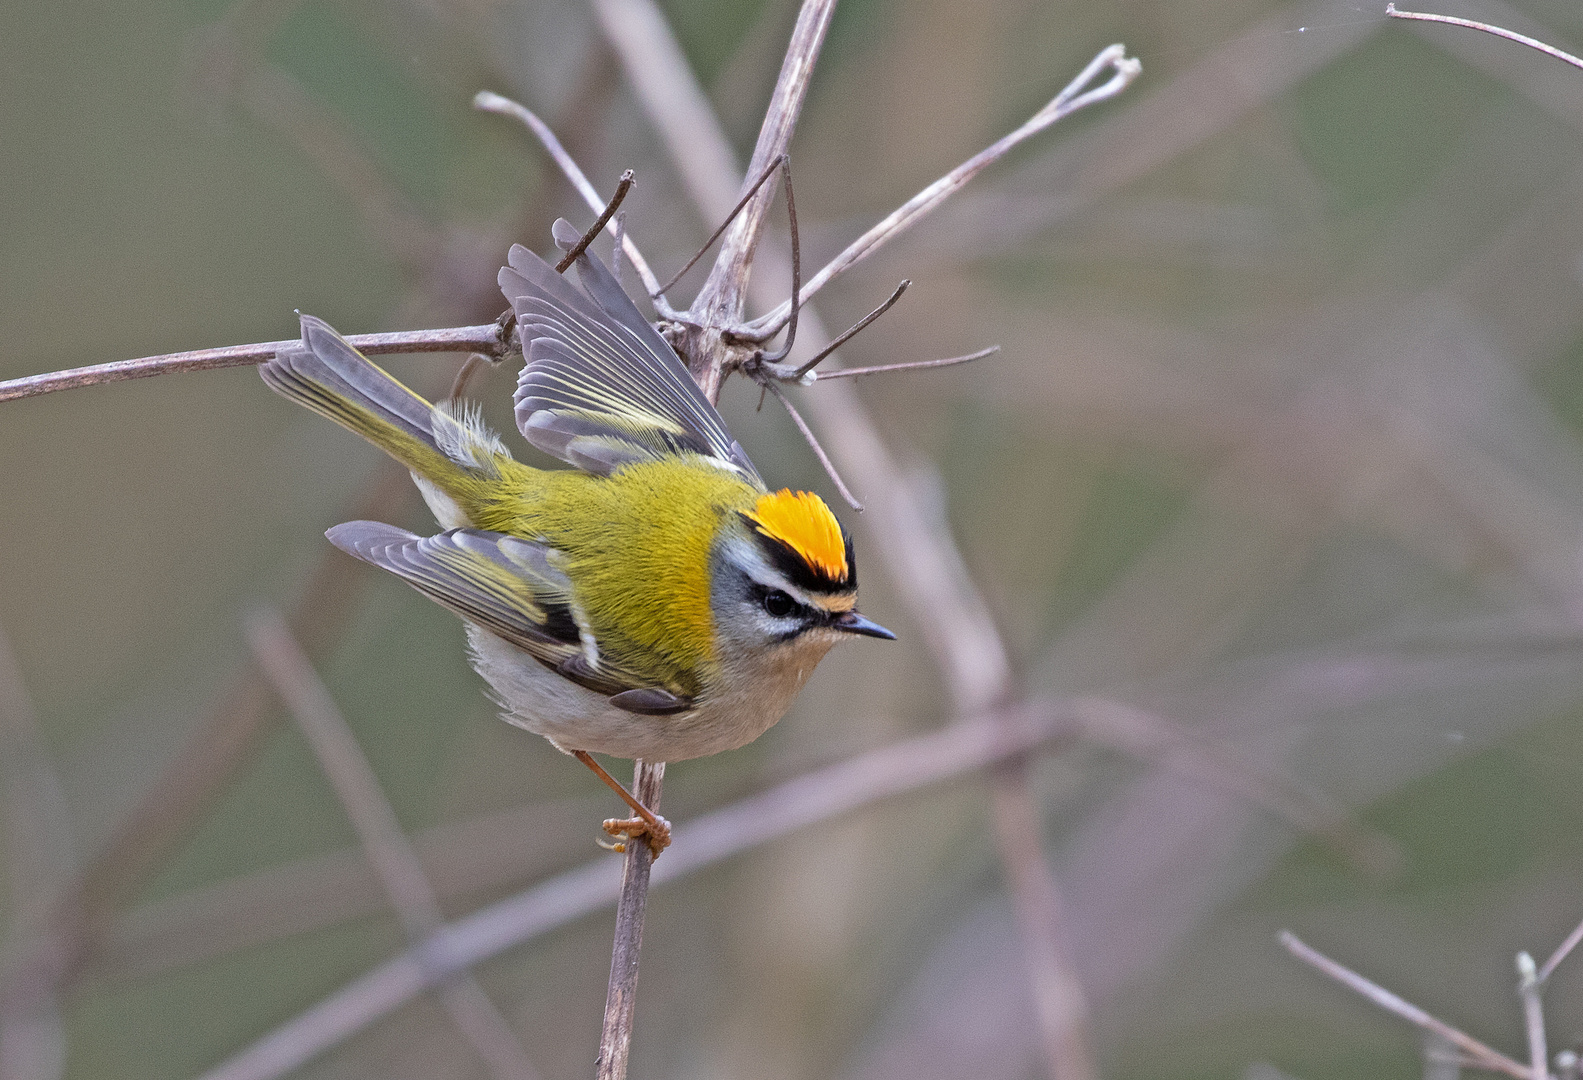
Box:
[710, 488, 894, 656]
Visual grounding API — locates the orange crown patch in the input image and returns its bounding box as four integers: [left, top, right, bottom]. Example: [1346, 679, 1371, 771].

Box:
[746, 489, 850, 585]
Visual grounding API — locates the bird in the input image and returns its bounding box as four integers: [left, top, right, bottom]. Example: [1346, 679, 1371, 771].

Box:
[258, 219, 894, 854]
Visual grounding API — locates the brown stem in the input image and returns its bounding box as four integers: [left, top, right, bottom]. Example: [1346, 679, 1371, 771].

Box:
[595, 761, 663, 1080]
[556, 170, 636, 274]
[0, 323, 511, 404]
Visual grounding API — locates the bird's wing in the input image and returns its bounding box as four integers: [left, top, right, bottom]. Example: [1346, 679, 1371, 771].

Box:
[327, 521, 692, 713]
[499, 219, 762, 484]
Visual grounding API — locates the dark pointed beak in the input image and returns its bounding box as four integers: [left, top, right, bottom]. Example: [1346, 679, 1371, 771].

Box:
[832, 611, 896, 639]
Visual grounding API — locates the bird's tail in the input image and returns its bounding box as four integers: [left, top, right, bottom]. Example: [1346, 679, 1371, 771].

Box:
[260, 315, 509, 492]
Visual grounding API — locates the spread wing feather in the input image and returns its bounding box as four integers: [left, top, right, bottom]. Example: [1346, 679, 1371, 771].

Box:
[499, 220, 761, 483]
[325, 521, 671, 703]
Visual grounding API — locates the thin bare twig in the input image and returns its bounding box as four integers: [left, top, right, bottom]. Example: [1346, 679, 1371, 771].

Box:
[245, 610, 540, 1080]
[1517, 953, 1549, 1080]
[556, 169, 636, 273]
[759, 379, 864, 512]
[746, 43, 1141, 336]
[656, 153, 786, 297]
[595, 761, 662, 1080]
[1537, 917, 1583, 983]
[0, 323, 511, 404]
[1386, 5, 1583, 71]
[472, 91, 670, 311]
[786, 280, 910, 380]
[1279, 931, 1533, 1080]
[447, 353, 492, 402]
[747, 157, 801, 360]
[811, 345, 999, 381]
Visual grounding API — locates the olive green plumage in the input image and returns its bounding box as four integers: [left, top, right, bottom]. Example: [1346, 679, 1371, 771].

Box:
[258, 219, 892, 766]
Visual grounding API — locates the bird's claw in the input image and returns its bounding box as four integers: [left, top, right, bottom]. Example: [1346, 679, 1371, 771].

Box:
[602, 814, 672, 857]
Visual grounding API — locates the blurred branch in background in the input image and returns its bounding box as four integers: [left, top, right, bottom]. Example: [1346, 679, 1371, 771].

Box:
[246, 609, 541, 1080]
[1281, 930, 1541, 1080]
[0, 622, 75, 1080]
[86, 688, 1384, 994]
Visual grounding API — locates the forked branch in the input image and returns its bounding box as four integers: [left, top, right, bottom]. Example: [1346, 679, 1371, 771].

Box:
[1280, 931, 1537, 1080]
[746, 42, 1141, 336]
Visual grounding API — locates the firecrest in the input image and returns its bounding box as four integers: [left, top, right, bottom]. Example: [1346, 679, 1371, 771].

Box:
[259, 221, 893, 852]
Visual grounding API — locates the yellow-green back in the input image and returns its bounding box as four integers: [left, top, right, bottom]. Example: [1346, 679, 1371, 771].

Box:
[446, 456, 760, 694]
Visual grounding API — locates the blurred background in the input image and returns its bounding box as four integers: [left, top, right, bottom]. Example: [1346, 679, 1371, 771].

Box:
[7, 0, 1583, 1077]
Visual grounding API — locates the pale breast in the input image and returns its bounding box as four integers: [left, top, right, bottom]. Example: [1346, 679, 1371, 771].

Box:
[464, 622, 835, 761]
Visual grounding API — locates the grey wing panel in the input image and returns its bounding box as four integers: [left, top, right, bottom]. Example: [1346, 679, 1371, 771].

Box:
[498, 228, 762, 484]
[326, 521, 581, 657]
[327, 521, 672, 703]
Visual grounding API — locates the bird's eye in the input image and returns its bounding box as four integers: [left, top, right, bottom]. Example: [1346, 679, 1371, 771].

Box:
[762, 590, 796, 618]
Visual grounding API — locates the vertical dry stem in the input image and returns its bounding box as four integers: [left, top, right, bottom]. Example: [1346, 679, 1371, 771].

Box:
[595, 761, 664, 1080]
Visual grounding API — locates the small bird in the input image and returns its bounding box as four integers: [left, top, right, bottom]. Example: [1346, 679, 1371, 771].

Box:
[259, 221, 893, 853]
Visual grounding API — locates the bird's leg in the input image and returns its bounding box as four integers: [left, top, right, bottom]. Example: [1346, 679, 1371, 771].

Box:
[573, 750, 672, 856]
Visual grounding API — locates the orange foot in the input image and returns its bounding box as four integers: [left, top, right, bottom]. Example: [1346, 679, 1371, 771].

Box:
[602, 814, 672, 857]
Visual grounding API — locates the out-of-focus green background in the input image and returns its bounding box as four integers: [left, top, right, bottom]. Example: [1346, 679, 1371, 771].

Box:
[8, 0, 1583, 1077]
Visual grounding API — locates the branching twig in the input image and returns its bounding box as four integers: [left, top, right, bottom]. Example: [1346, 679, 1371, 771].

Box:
[1279, 931, 1533, 1080]
[1386, 5, 1583, 72]
[786, 280, 910, 380]
[745, 43, 1141, 336]
[246, 610, 540, 1080]
[597, 11, 1145, 1080]
[0, 323, 512, 404]
[592, 9, 1139, 1079]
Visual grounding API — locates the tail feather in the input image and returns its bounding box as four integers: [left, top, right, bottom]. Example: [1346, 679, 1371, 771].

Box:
[260, 314, 450, 475]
